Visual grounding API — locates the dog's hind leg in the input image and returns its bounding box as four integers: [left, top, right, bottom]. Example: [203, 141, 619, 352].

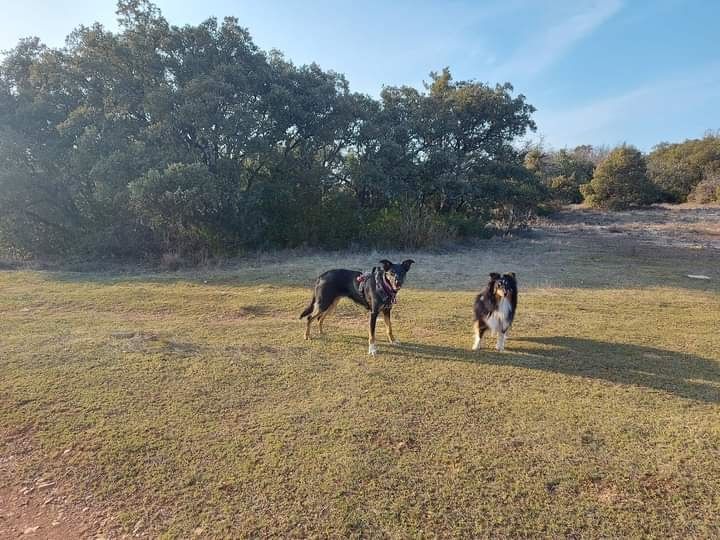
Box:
[304, 302, 321, 340]
[305, 293, 340, 340]
[472, 320, 486, 351]
[382, 309, 399, 345]
[317, 312, 327, 335]
[318, 297, 340, 335]
[368, 310, 379, 356]
[304, 312, 316, 340]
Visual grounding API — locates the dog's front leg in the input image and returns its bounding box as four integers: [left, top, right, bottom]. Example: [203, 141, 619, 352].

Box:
[496, 332, 507, 352]
[368, 311, 379, 356]
[382, 309, 399, 345]
[472, 320, 483, 351]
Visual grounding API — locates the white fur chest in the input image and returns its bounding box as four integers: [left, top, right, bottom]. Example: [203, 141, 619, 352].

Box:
[483, 297, 513, 335]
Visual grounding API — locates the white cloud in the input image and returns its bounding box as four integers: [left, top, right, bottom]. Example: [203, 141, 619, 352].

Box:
[533, 65, 720, 149]
[491, 0, 623, 82]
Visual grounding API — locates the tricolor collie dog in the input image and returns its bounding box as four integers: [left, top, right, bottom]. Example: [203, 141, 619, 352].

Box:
[472, 272, 517, 352]
[300, 259, 415, 355]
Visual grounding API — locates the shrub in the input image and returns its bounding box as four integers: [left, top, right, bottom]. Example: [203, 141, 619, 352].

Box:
[367, 206, 455, 249]
[582, 146, 659, 210]
[490, 174, 549, 231]
[549, 175, 584, 204]
[524, 146, 596, 205]
[315, 192, 364, 249]
[129, 163, 226, 254]
[443, 212, 492, 239]
[647, 135, 720, 202]
[687, 168, 720, 204]
[160, 252, 188, 271]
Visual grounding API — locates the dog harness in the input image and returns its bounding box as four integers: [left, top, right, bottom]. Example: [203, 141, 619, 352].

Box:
[356, 267, 397, 305]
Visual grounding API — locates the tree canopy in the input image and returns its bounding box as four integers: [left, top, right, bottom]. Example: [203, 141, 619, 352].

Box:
[646, 134, 720, 202]
[581, 145, 658, 210]
[0, 1, 543, 258]
[524, 145, 601, 205]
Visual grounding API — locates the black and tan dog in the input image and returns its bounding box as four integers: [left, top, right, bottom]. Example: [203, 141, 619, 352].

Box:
[472, 272, 517, 352]
[300, 259, 415, 355]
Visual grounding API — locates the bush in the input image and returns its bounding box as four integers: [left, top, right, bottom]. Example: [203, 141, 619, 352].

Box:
[315, 192, 364, 249]
[160, 251, 188, 271]
[549, 175, 584, 204]
[687, 168, 720, 204]
[524, 146, 596, 205]
[367, 206, 455, 249]
[443, 212, 492, 239]
[647, 135, 720, 202]
[582, 146, 659, 210]
[490, 174, 549, 231]
[129, 163, 225, 254]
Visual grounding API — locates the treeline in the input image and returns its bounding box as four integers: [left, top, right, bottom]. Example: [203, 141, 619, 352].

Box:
[1, 2, 718, 261]
[0, 1, 542, 259]
[527, 133, 720, 210]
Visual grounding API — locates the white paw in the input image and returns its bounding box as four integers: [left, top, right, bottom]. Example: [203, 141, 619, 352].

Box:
[472, 337, 481, 351]
[391, 340, 401, 346]
[368, 343, 378, 356]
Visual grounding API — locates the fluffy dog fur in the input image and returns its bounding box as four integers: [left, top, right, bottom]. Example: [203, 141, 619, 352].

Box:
[300, 259, 415, 355]
[472, 272, 518, 352]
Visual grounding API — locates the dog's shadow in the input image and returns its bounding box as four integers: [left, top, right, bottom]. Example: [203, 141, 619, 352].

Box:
[343, 335, 720, 403]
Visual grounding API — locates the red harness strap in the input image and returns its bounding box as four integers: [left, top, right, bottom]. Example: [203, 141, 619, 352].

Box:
[381, 277, 397, 304]
[356, 271, 397, 304]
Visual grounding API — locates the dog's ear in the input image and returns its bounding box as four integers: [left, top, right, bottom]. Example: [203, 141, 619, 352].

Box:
[401, 259, 415, 271]
[504, 272, 516, 280]
[379, 259, 392, 271]
[489, 272, 500, 280]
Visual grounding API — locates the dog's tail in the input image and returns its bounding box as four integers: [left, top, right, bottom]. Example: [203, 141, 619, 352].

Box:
[299, 295, 315, 319]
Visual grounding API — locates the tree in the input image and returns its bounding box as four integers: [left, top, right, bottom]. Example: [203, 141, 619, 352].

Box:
[687, 168, 720, 204]
[0, 3, 545, 258]
[646, 135, 720, 202]
[349, 69, 541, 232]
[524, 146, 596, 204]
[581, 146, 658, 210]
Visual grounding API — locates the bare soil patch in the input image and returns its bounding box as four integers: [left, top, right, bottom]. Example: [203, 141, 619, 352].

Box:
[542, 204, 720, 249]
[0, 428, 118, 539]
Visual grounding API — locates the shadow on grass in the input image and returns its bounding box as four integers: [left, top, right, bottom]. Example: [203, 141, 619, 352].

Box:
[348, 335, 720, 404]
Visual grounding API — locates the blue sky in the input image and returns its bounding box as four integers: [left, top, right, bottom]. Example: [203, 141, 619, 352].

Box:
[2, 0, 719, 150]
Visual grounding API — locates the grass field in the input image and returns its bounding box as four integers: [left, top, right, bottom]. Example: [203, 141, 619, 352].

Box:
[1, 209, 720, 538]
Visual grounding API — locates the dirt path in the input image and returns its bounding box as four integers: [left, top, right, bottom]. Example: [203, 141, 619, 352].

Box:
[0, 429, 120, 539]
[539, 204, 720, 249]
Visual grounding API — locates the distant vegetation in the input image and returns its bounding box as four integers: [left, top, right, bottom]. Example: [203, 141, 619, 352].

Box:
[580, 146, 659, 211]
[647, 135, 720, 204]
[524, 145, 605, 205]
[0, 0, 540, 259]
[1, 0, 719, 260]
[528, 134, 720, 211]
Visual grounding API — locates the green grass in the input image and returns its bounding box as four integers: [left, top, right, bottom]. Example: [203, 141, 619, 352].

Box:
[1, 233, 719, 537]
